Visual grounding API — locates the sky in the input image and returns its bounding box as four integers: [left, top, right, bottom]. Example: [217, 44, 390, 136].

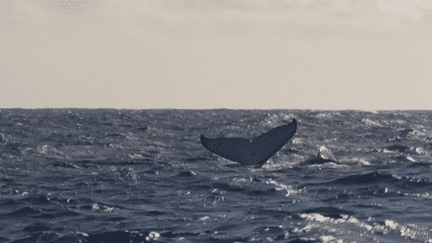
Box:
[1, 0, 431, 110]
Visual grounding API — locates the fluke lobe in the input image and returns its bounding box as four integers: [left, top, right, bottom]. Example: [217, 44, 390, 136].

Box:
[200, 118, 297, 167]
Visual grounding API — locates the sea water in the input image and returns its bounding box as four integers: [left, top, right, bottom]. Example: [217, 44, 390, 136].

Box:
[1, 109, 432, 242]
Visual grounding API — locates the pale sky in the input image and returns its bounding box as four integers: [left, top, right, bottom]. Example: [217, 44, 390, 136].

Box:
[1, 0, 431, 110]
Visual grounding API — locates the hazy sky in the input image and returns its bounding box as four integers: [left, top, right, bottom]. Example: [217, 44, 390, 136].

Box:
[1, 0, 431, 110]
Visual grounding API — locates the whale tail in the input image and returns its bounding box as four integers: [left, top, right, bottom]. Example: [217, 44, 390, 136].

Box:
[200, 118, 297, 166]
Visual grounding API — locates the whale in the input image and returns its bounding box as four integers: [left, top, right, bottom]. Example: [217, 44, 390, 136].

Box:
[300, 145, 339, 165]
[200, 118, 297, 167]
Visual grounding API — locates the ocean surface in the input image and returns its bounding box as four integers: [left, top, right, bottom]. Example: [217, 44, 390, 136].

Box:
[1, 109, 432, 243]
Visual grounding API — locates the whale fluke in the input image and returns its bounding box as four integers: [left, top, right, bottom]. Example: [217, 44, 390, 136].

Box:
[200, 118, 297, 166]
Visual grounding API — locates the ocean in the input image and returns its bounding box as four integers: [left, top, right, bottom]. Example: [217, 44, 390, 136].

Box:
[1, 109, 432, 243]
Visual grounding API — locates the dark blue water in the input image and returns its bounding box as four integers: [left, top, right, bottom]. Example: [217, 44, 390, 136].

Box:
[1, 109, 432, 242]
